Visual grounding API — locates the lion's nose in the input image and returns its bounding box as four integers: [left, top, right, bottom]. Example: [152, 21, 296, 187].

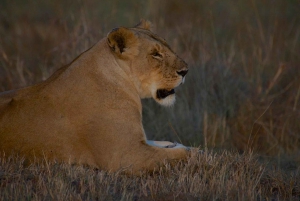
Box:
[176, 70, 188, 77]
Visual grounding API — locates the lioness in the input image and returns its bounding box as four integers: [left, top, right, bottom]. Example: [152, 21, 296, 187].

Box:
[0, 20, 189, 173]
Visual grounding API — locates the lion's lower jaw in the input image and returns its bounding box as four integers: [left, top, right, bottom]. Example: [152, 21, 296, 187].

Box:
[155, 94, 176, 107]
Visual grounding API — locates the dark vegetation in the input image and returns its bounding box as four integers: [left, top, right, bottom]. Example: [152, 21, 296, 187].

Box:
[0, 0, 299, 200]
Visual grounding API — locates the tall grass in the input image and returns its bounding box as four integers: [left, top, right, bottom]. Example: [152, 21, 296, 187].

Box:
[1, 0, 300, 199]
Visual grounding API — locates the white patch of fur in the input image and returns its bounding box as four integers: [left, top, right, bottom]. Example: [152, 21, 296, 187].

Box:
[182, 77, 185, 84]
[157, 94, 176, 106]
[146, 140, 170, 148]
[146, 140, 188, 150]
[171, 143, 188, 149]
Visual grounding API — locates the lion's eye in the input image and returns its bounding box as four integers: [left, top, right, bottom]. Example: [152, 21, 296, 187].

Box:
[152, 51, 162, 58]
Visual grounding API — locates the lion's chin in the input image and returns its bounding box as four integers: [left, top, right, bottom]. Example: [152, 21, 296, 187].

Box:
[154, 89, 176, 107]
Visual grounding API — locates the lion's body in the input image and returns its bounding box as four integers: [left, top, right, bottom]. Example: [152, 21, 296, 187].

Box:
[0, 20, 189, 173]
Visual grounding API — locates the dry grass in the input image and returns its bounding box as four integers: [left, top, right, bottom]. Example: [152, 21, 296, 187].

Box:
[1, 150, 299, 200]
[1, 0, 300, 199]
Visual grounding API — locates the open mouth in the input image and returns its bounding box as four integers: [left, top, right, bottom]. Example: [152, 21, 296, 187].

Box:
[156, 89, 175, 99]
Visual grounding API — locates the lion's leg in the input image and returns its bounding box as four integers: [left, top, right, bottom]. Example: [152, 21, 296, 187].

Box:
[114, 142, 189, 174]
[141, 144, 188, 171]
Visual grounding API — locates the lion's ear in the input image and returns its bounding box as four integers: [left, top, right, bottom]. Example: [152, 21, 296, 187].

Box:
[135, 19, 152, 31]
[107, 27, 139, 58]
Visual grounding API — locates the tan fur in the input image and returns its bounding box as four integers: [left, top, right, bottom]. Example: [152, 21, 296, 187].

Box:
[0, 20, 189, 174]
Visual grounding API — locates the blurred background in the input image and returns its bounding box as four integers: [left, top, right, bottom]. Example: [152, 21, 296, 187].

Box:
[1, 0, 299, 167]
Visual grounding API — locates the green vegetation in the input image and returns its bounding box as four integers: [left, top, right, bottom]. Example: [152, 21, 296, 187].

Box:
[0, 0, 299, 200]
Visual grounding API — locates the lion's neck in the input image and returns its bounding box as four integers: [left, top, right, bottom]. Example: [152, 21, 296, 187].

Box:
[41, 38, 141, 106]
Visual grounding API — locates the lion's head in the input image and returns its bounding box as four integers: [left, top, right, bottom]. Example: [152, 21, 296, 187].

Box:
[107, 20, 188, 106]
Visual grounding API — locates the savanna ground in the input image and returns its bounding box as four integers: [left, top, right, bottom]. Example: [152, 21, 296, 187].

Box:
[0, 0, 299, 200]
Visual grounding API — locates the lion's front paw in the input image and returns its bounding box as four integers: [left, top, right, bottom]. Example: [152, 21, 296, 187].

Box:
[166, 142, 191, 151]
[164, 142, 178, 148]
